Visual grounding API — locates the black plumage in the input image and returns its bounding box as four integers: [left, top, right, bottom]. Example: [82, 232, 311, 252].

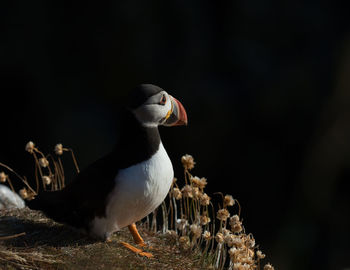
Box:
[27, 86, 162, 231]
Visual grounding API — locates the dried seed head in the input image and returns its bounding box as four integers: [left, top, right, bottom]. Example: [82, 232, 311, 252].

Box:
[179, 236, 190, 249]
[230, 215, 240, 225]
[54, 144, 64, 155]
[222, 228, 231, 236]
[39, 157, 49, 168]
[190, 224, 202, 238]
[202, 230, 211, 241]
[229, 214, 243, 233]
[224, 194, 235, 207]
[25, 141, 35, 153]
[176, 219, 188, 231]
[0, 172, 7, 183]
[200, 215, 211, 226]
[226, 234, 246, 250]
[224, 233, 235, 247]
[190, 176, 200, 186]
[216, 208, 230, 221]
[190, 176, 207, 189]
[171, 187, 182, 200]
[228, 247, 238, 258]
[233, 262, 250, 270]
[181, 154, 195, 170]
[19, 188, 28, 199]
[231, 235, 244, 248]
[199, 177, 207, 189]
[231, 222, 243, 233]
[215, 232, 224, 243]
[245, 235, 255, 248]
[179, 235, 190, 244]
[256, 250, 266, 259]
[199, 193, 210, 206]
[247, 248, 255, 259]
[192, 186, 200, 199]
[181, 185, 193, 198]
[264, 263, 274, 270]
[166, 230, 178, 239]
[42, 176, 51, 185]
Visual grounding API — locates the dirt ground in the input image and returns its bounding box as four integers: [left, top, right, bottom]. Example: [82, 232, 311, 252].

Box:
[0, 208, 205, 270]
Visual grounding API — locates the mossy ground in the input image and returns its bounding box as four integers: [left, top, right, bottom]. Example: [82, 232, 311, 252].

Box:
[0, 208, 205, 270]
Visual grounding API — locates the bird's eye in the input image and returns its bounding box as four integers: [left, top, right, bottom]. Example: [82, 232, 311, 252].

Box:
[159, 95, 167, 105]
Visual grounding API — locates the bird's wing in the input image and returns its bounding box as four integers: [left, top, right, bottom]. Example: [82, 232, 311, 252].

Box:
[28, 152, 119, 229]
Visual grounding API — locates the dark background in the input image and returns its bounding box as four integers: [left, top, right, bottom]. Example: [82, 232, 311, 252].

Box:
[1, 1, 350, 269]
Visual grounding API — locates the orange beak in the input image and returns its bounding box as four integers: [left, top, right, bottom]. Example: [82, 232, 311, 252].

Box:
[163, 96, 188, 126]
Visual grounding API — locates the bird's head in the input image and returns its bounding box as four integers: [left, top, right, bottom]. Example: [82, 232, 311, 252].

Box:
[127, 84, 188, 127]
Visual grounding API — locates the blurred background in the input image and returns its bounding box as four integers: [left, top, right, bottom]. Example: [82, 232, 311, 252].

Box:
[1, 1, 350, 269]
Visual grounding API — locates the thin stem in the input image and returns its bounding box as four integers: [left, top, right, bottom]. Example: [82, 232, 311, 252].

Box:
[235, 199, 241, 217]
[228, 260, 233, 270]
[6, 177, 15, 192]
[220, 245, 227, 270]
[0, 232, 26, 240]
[151, 209, 157, 233]
[22, 176, 37, 195]
[68, 149, 80, 173]
[215, 242, 222, 269]
[45, 154, 54, 182]
[58, 157, 65, 187]
[53, 156, 65, 190]
[0, 163, 24, 186]
[33, 152, 44, 192]
[213, 192, 224, 209]
[161, 201, 168, 233]
[146, 215, 150, 231]
[209, 201, 216, 254]
[169, 194, 174, 230]
[47, 155, 58, 190]
[53, 160, 61, 190]
[200, 239, 211, 268]
[0, 162, 36, 195]
[34, 162, 40, 193]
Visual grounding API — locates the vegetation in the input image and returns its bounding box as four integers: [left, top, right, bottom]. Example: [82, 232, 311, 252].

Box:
[0, 142, 274, 269]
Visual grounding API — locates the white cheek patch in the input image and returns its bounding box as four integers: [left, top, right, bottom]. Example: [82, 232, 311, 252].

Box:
[132, 93, 172, 127]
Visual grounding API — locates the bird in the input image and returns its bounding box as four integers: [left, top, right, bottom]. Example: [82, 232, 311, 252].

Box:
[27, 84, 187, 257]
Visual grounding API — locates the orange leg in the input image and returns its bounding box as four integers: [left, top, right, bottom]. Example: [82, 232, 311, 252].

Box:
[128, 223, 146, 246]
[120, 223, 153, 258]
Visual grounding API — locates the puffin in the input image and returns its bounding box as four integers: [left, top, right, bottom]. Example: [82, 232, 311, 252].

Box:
[27, 84, 187, 257]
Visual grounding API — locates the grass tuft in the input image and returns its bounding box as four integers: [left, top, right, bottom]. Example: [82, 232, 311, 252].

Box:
[0, 142, 275, 269]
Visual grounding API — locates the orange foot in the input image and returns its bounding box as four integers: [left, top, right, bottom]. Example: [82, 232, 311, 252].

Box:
[119, 223, 153, 258]
[120, 241, 153, 258]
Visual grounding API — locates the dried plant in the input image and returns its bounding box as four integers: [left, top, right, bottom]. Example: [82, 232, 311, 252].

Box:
[0, 247, 62, 269]
[145, 154, 275, 270]
[0, 142, 274, 269]
[1, 141, 79, 199]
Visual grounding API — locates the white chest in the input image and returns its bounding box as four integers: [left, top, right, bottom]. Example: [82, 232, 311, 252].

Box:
[90, 142, 173, 238]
